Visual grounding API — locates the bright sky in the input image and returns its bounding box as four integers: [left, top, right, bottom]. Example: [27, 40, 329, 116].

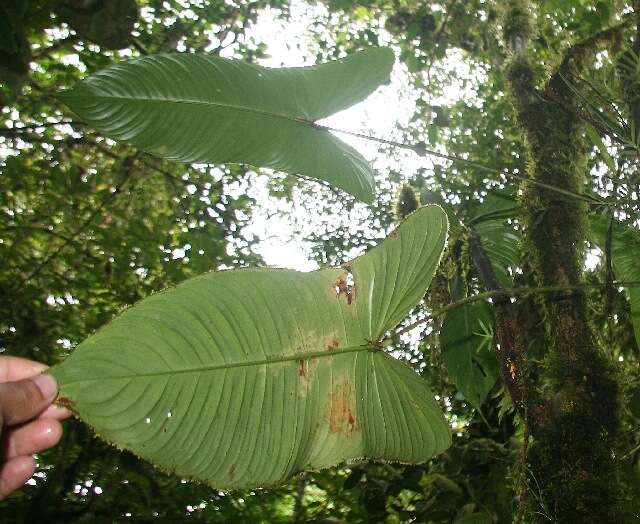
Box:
[0, 2, 483, 273]
[232, 2, 470, 271]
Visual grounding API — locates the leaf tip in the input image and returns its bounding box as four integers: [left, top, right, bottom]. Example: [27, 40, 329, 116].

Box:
[367, 46, 395, 85]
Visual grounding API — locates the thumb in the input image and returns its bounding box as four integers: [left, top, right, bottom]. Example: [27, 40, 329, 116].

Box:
[0, 374, 58, 426]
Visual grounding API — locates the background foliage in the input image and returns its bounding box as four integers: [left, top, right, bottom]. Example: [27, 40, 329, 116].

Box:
[2, 0, 640, 522]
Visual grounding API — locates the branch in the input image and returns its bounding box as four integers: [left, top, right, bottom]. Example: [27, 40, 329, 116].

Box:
[291, 475, 306, 523]
[0, 113, 615, 211]
[549, 20, 632, 90]
[467, 229, 534, 415]
[424, 0, 458, 87]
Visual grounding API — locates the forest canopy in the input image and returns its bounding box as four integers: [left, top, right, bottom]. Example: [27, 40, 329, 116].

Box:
[2, 1, 640, 522]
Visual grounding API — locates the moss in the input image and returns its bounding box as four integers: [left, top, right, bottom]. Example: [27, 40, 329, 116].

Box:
[503, 4, 623, 522]
[501, 0, 533, 53]
[525, 352, 621, 522]
[513, 91, 623, 520]
[506, 53, 536, 92]
[394, 184, 420, 222]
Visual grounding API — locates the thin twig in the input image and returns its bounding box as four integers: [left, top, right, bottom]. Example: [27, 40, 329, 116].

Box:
[383, 281, 640, 344]
[424, 0, 458, 87]
[315, 123, 607, 206]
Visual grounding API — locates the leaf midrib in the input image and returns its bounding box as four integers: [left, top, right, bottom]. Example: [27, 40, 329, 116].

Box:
[64, 93, 316, 127]
[60, 344, 377, 384]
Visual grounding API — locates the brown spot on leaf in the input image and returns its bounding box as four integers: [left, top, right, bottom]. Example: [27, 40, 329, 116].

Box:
[327, 382, 359, 436]
[298, 357, 320, 384]
[298, 359, 307, 378]
[229, 464, 236, 480]
[325, 338, 340, 351]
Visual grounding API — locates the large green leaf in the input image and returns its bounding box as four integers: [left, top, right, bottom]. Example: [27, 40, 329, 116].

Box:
[59, 48, 395, 203]
[51, 206, 450, 490]
[440, 302, 498, 409]
[590, 215, 640, 347]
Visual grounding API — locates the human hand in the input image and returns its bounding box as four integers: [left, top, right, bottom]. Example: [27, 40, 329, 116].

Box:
[0, 356, 71, 499]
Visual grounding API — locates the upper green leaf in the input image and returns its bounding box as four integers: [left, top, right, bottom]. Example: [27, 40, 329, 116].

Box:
[59, 48, 396, 203]
[51, 205, 450, 490]
[440, 302, 498, 409]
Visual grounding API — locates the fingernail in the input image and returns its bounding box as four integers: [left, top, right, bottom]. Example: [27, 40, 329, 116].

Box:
[32, 374, 58, 401]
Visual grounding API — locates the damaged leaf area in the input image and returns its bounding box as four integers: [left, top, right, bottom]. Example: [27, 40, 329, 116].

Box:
[334, 269, 356, 305]
[50, 206, 450, 490]
[327, 381, 359, 436]
[325, 337, 341, 351]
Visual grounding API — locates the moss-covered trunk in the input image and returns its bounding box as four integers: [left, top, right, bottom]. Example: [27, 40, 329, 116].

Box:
[503, 2, 622, 522]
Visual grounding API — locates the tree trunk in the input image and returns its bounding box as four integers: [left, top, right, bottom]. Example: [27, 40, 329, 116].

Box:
[503, 2, 622, 522]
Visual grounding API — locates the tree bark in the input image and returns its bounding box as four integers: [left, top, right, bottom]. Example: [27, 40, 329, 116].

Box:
[502, 2, 622, 522]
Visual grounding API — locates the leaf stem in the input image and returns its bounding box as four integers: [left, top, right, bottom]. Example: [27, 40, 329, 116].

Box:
[315, 123, 607, 207]
[59, 344, 377, 383]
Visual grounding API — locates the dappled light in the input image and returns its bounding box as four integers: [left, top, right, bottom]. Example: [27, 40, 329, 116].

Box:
[2, 1, 640, 522]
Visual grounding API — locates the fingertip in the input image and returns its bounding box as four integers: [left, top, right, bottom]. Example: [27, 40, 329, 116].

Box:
[0, 456, 36, 500]
[31, 374, 58, 403]
[43, 420, 64, 448]
[40, 404, 72, 421]
[4, 419, 63, 459]
[33, 419, 63, 449]
[0, 356, 48, 383]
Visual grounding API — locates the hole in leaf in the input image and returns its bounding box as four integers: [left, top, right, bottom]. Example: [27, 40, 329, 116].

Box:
[334, 269, 356, 305]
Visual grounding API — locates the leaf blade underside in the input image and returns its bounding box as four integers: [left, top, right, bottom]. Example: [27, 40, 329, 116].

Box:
[59, 48, 395, 203]
[51, 206, 451, 490]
